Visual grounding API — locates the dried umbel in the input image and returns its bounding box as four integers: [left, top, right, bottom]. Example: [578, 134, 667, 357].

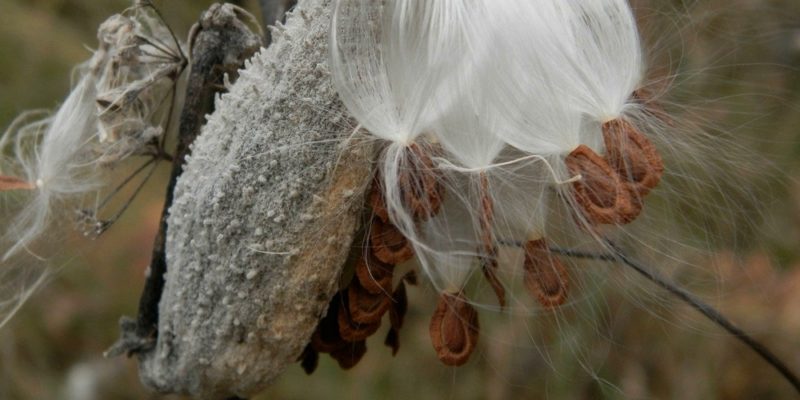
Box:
[92, 5, 186, 164]
[0, 1, 185, 256]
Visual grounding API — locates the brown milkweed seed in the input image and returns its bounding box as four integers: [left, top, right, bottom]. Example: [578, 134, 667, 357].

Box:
[388, 280, 409, 331]
[338, 291, 381, 342]
[478, 173, 506, 307]
[429, 291, 480, 366]
[347, 277, 392, 324]
[368, 175, 390, 222]
[602, 118, 664, 196]
[523, 239, 569, 308]
[399, 143, 444, 221]
[369, 217, 414, 264]
[310, 294, 348, 353]
[354, 252, 394, 295]
[385, 280, 409, 356]
[480, 254, 506, 308]
[298, 344, 319, 375]
[565, 144, 641, 225]
[0, 175, 35, 191]
[329, 340, 367, 370]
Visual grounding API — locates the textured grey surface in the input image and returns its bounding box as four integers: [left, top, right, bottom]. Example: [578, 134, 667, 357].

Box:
[137, 0, 375, 397]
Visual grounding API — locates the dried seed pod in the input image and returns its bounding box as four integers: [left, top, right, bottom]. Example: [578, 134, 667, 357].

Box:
[0, 175, 35, 191]
[399, 144, 444, 221]
[354, 252, 394, 295]
[523, 239, 568, 308]
[602, 118, 663, 196]
[298, 344, 319, 375]
[429, 291, 480, 366]
[369, 217, 414, 264]
[338, 291, 381, 342]
[565, 144, 641, 225]
[329, 340, 367, 370]
[347, 277, 392, 324]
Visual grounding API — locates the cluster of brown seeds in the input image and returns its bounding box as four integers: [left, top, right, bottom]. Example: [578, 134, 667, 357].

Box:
[301, 117, 663, 372]
[566, 117, 663, 226]
[299, 144, 441, 373]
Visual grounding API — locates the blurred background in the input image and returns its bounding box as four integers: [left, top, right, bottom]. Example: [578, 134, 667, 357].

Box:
[0, 0, 799, 399]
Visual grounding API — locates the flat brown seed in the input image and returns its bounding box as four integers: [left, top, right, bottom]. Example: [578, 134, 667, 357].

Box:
[0, 175, 35, 191]
[369, 217, 415, 264]
[478, 172, 494, 248]
[329, 340, 367, 370]
[602, 118, 664, 196]
[384, 327, 400, 356]
[388, 281, 408, 330]
[355, 251, 394, 295]
[338, 291, 381, 342]
[523, 239, 569, 308]
[385, 281, 409, 356]
[368, 175, 390, 222]
[477, 175, 506, 307]
[429, 291, 480, 366]
[480, 254, 506, 308]
[347, 277, 392, 324]
[399, 143, 444, 221]
[310, 294, 348, 353]
[565, 145, 641, 225]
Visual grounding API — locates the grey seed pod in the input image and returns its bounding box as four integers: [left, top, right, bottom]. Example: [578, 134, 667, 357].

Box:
[134, 1, 375, 398]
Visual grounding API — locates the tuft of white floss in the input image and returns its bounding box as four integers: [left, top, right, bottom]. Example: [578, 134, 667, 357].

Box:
[0, 2, 185, 326]
[0, 64, 103, 260]
[329, 0, 478, 144]
[0, 3, 185, 260]
[331, 0, 495, 292]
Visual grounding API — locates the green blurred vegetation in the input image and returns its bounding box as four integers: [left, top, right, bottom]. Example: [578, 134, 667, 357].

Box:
[1, 0, 800, 399]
